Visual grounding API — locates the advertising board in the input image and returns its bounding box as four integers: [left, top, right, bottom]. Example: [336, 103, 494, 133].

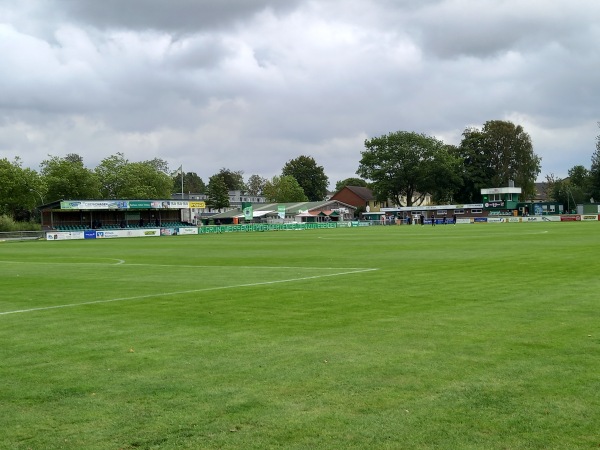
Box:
[46, 231, 85, 240]
[177, 227, 199, 235]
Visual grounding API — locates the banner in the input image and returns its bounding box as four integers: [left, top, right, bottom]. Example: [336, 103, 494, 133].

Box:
[46, 231, 84, 240]
[178, 227, 199, 235]
[60, 201, 127, 210]
[242, 202, 253, 220]
[560, 215, 580, 221]
[97, 229, 160, 238]
[278, 205, 286, 219]
[60, 200, 193, 210]
[129, 201, 153, 209]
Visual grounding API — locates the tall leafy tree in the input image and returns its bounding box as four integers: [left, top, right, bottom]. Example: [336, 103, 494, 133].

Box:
[547, 175, 580, 212]
[217, 168, 245, 191]
[282, 155, 328, 201]
[357, 131, 461, 206]
[64, 153, 84, 164]
[457, 120, 541, 200]
[334, 177, 368, 192]
[263, 175, 308, 202]
[564, 165, 592, 204]
[451, 132, 496, 203]
[172, 172, 206, 194]
[0, 157, 42, 219]
[246, 174, 267, 196]
[95, 153, 172, 199]
[40, 154, 101, 202]
[125, 161, 173, 198]
[95, 153, 128, 198]
[206, 174, 230, 211]
[545, 173, 562, 203]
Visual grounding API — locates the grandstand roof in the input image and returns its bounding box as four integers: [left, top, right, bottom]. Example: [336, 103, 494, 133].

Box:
[209, 200, 356, 219]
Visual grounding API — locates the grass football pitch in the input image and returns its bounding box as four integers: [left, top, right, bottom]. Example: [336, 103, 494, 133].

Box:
[1, 222, 599, 449]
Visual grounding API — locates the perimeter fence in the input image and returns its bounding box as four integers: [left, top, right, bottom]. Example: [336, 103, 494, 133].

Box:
[0, 231, 46, 241]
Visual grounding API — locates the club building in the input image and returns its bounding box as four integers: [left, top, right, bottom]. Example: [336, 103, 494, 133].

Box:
[378, 184, 567, 224]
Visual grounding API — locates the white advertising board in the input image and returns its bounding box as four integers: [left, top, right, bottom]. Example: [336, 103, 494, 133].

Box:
[46, 231, 85, 240]
[177, 227, 199, 235]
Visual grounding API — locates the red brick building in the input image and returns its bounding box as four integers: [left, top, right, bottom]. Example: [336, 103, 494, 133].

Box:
[330, 186, 383, 212]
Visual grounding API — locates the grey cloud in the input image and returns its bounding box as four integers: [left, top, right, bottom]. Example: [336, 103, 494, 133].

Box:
[46, 0, 305, 32]
[1, 0, 598, 185]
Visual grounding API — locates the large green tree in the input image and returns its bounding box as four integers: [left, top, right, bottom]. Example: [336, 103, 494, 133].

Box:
[456, 120, 541, 201]
[40, 154, 101, 202]
[334, 177, 368, 193]
[546, 174, 585, 211]
[263, 175, 308, 202]
[0, 157, 42, 220]
[246, 174, 267, 196]
[282, 155, 328, 201]
[217, 168, 245, 191]
[357, 131, 461, 207]
[95, 153, 172, 199]
[206, 174, 230, 211]
[172, 171, 206, 194]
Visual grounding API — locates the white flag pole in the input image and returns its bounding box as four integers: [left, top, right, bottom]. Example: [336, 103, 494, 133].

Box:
[180, 165, 184, 199]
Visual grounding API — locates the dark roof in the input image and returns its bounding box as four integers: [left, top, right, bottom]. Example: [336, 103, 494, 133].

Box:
[343, 186, 375, 200]
[532, 182, 549, 201]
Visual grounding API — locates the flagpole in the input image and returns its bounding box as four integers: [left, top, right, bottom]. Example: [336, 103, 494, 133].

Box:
[180, 165, 184, 199]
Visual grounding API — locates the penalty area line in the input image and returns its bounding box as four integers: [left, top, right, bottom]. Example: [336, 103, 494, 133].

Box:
[0, 268, 378, 316]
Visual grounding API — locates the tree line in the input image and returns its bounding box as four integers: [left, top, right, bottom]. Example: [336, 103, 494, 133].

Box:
[0, 152, 329, 219]
[2, 120, 600, 221]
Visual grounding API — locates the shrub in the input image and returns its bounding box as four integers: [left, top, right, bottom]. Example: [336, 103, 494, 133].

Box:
[0, 215, 42, 232]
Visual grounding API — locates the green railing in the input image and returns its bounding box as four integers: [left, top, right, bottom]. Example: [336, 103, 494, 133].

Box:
[198, 222, 348, 234]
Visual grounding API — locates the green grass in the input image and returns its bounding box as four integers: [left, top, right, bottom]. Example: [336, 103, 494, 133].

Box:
[1, 223, 599, 449]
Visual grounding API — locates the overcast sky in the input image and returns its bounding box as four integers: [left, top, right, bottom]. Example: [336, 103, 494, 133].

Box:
[1, 0, 599, 188]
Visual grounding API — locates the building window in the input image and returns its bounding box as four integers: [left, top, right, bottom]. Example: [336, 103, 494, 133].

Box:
[437, 210, 447, 215]
[454, 209, 465, 214]
[471, 209, 482, 213]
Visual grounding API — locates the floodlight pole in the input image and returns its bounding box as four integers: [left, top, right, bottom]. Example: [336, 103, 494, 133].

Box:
[29, 188, 44, 205]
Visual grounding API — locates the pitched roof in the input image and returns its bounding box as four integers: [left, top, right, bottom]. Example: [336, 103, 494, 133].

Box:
[209, 200, 356, 219]
[531, 182, 549, 201]
[343, 186, 375, 200]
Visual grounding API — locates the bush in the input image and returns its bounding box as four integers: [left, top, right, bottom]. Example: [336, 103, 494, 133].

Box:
[0, 215, 42, 232]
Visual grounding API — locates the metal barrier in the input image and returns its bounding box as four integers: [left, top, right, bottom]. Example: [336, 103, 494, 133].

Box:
[0, 231, 46, 241]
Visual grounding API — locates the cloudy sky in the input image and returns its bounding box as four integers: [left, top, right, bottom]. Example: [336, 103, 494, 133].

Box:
[1, 0, 599, 188]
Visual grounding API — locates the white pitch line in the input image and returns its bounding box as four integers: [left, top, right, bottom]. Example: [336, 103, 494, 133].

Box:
[0, 260, 372, 270]
[0, 268, 378, 316]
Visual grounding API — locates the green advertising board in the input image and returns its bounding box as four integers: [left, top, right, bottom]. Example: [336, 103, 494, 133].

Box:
[242, 202, 253, 221]
[129, 201, 153, 209]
